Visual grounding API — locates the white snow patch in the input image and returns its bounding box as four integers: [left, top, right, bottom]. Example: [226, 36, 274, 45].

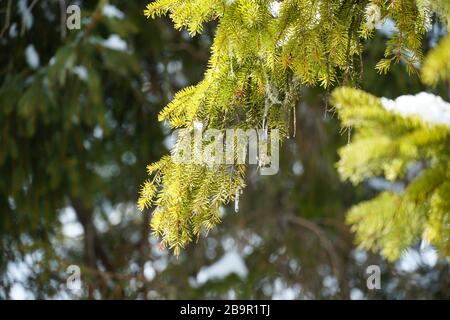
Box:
[25, 45, 40, 69]
[352, 249, 368, 264]
[381, 92, 450, 127]
[143, 261, 156, 281]
[100, 34, 128, 52]
[49, 56, 56, 66]
[10, 283, 28, 300]
[102, 4, 125, 19]
[18, 0, 34, 30]
[322, 275, 339, 296]
[7, 261, 31, 283]
[269, 1, 281, 18]
[196, 251, 248, 284]
[59, 207, 84, 238]
[9, 23, 18, 38]
[422, 248, 438, 267]
[292, 160, 304, 176]
[420, 241, 438, 268]
[107, 205, 122, 225]
[350, 288, 365, 300]
[377, 18, 397, 37]
[62, 221, 84, 238]
[7, 255, 39, 299]
[272, 278, 301, 299]
[396, 245, 438, 272]
[93, 125, 103, 139]
[397, 249, 421, 272]
[368, 177, 404, 193]
[72, 66, 88, 81]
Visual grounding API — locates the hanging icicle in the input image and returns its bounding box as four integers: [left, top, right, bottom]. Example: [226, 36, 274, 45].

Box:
[234, 189, 240, 213]
[293, 105, 296, 138]
[229, 46, 235, 79]
[262, 96, 270, 137]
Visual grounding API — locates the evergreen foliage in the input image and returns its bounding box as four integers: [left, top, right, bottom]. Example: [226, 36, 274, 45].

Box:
[140, 0, 448, 255]
[332, 87, 449, 260]
[1, 0, 449, 299]
[330, 1, 450, 261]
[0, 0, 206, 297]
[422, 32, 450, 86]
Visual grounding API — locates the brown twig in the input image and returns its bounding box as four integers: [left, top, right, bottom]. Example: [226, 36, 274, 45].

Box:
[286, 214, 350, 299]
[0, 0, 12, 38]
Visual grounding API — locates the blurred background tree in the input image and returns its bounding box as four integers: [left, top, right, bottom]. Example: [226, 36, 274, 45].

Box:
[0, 0, 448, 299]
